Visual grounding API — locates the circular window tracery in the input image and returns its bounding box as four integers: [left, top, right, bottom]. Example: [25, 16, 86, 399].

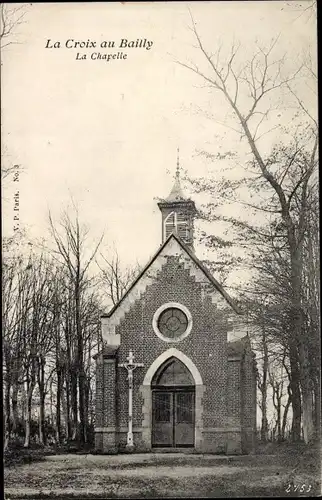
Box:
[152, 302, 192, 343]
[157, 308, 188, 339]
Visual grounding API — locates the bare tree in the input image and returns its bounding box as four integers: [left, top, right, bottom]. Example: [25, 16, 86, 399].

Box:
[98, 250, 140, 307]
[3, 252, 32, 449]
[257, 321, 269, 443]
[22, 254, 60, 447]
[179, 13, 318, 442]
[269, 362, 285, 442]
[1, 4, 29, 181]
[0, 3, 28, 49]
[48, 205, 103, 446]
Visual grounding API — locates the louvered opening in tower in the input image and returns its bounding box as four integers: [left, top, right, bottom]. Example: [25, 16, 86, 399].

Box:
[177, 212, 189, 241]
[164, 211, 190, 242]
[165, 211, 176, 239]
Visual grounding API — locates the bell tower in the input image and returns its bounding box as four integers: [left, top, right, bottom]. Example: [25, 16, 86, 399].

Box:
[157, 149, 197, 249]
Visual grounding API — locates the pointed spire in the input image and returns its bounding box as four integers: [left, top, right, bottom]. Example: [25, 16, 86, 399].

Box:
[165, 147, 187, 202]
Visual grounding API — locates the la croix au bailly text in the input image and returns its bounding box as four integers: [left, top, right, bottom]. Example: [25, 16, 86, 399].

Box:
[45, 38, 153, 61]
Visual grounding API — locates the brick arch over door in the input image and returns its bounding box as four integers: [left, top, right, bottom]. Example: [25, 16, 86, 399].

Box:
[140, 348, 205, 450]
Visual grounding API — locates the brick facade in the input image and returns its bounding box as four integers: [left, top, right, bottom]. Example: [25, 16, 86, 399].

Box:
[95, 235, 257, 455]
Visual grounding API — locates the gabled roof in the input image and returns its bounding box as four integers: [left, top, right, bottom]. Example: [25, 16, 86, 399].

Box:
[101, 233, 242, 318]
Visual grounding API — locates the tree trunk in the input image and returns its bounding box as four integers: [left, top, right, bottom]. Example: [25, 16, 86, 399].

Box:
[24, 355, 36, 448]
[65, 371, 71, 440]
[289, 244, 315, 443]
[260, 327, 269, 442]
[302, 389, 314, 444]
[11, 383, 19, 435]
[37, 357, 46, 446]
[78, 365, 86, 445]
[276, 393, 282, 442]
[76, 282, 85, 447]
[50, 378, 54, 425]
[56, 369, 62, 445]
[4, 379, 11, 451]
[298, 341, 315, 443]
[24, 383, 34, 448]
[39, 393, 45, 446]
[289, 343, 302, 441]
[84, 375, 90, 444]
[71, 365, 78, 441]
[89, 385, 94, 426]
[282, 387, 292, 441]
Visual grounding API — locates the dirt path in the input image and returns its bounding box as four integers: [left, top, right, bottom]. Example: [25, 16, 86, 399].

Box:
[4, 452, 320, 498]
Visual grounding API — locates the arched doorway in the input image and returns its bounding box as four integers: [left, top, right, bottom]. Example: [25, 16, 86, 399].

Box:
[151, 357, 195, 448]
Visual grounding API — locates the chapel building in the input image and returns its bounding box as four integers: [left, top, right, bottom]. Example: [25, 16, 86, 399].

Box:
[94, 160, 257, 454]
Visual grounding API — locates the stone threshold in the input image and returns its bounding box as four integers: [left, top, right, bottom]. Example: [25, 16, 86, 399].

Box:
[152, 447, 196, 453]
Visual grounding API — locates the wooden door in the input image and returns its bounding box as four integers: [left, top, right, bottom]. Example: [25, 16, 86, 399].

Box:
[152, 390, 195, 448]
[152, 391, 173, 447]
[174, 391, 195, 447]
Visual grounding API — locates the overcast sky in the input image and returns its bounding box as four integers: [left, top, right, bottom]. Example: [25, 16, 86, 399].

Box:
[2, 1, 316, 281]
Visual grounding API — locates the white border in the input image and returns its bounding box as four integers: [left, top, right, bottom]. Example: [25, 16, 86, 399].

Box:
[152, 302, 193, 343]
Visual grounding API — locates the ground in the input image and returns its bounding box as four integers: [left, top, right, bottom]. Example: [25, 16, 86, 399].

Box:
[4, 445, 321, 499]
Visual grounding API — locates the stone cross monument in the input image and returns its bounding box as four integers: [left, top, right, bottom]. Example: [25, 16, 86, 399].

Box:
[119, 350, 144, 451]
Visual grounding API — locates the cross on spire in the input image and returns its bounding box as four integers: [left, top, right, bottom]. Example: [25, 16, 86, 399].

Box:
[176, 147, 180, 179]
[163, 147, 186, 202]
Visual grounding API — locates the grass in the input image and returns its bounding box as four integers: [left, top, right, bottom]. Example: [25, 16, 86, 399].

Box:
[4, 443, 321, 499]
